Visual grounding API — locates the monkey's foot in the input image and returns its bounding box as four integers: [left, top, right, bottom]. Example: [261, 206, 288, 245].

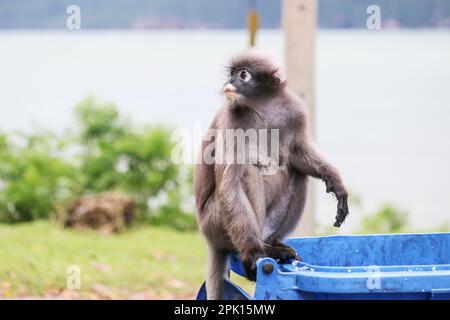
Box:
[265, 241, 301, 262]
[242, 251, 265, 282]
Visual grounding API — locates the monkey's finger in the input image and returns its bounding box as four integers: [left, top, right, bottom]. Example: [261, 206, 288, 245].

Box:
[281, 251, 301, 262]
[334, 214, 345, 227]
[243, 261, 258, 282]
[334, 199, 349, 227]
[334, 220, 341, 228]
[337, 205, 349, 224]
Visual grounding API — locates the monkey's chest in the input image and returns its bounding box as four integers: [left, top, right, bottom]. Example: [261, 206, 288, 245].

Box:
[242, 164, 287, 215]
[246, 152, 288, 208]
[246, 142, 285, 175]
[262, 170, 288, 207]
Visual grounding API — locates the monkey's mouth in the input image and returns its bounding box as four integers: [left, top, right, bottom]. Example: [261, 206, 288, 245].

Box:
[223, 84, 240, 100]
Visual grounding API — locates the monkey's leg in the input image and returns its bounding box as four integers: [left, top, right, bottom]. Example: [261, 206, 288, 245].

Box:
[206, 245, 228, 300]
[262, 175, 308, 261]
[218, 165, 266, 281]
[198, 193, 233, 300]
[263, 174, 308, 239]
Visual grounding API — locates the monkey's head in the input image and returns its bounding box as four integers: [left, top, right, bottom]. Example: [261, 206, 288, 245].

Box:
[224, 52, 285, 105]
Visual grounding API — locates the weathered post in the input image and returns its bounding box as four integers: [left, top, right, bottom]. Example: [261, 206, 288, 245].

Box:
[283, 0, 317, 236]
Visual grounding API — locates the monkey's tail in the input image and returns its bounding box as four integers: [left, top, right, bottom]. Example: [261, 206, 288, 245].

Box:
[205, 245, 229, 300]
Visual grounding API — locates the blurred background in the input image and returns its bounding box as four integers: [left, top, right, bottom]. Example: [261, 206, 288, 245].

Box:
[0, 0, 449, 299]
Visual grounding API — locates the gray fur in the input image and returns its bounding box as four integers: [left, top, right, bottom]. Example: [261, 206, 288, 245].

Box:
[195, 52, 349, 299]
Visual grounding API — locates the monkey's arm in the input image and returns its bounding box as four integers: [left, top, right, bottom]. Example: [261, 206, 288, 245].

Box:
[194, 149, 215, 214]
[195, 115, 222, 214]
[290, 136, 349, 227]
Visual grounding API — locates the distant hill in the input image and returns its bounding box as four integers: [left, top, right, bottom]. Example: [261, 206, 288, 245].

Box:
[1, 0, 449, 29]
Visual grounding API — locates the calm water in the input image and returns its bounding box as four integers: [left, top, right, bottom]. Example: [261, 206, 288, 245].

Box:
[1, 30, 449, 231]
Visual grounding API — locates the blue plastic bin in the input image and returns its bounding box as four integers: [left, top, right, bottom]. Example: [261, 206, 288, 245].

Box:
[197, 233, 450, 300]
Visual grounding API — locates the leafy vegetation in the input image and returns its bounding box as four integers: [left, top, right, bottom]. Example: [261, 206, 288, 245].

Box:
[0, 131, 75, 223]
[358, 203, 449, 234]
[0, 96, 196, 230]
[357, 203, 410, 234]
[318, 199, 449, 235]
[73, 96, 195, 229]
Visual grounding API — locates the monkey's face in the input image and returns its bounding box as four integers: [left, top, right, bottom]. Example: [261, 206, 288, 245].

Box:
[223, 68, 253, 103]
[224, 62, 282, 104]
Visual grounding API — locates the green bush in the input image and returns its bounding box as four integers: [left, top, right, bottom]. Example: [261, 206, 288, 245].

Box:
[357, 203, 409, 234]
[0, 132, 75, 223]
[0, 96, 196, 230]
[74, 96, 195, 229]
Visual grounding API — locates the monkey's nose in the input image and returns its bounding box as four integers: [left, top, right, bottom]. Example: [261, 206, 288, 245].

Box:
[223, 83, 236, 93]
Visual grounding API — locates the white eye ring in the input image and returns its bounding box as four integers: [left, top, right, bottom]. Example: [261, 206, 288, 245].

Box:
[239, 69, 252, 82]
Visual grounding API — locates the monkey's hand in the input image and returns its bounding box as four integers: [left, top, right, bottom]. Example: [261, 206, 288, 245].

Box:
[241, 250, 266, 282]
[325, 180, 349, 228]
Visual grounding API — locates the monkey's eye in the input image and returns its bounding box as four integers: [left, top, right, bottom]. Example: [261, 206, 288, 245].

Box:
[239, 69, 252, 82]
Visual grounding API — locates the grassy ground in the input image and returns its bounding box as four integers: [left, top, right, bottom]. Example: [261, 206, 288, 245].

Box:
[0, 221, 254, 299]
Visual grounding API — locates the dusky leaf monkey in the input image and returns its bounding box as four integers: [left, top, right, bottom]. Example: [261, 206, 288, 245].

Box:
[195, 52, 349, 299]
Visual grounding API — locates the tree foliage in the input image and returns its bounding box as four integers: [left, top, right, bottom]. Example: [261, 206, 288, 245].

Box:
[357, 203, 409, 234]
[0, 131, 75, 222]
[0, 97, 196, 230]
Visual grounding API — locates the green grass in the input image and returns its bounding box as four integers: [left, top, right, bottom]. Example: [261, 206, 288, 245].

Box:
[0, 221, 254, 299]
[2, 220, 448, 299]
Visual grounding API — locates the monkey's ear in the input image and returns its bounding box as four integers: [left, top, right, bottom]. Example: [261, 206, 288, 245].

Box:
[265, 71, 281, 90]
[270, 75, 281, 88]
